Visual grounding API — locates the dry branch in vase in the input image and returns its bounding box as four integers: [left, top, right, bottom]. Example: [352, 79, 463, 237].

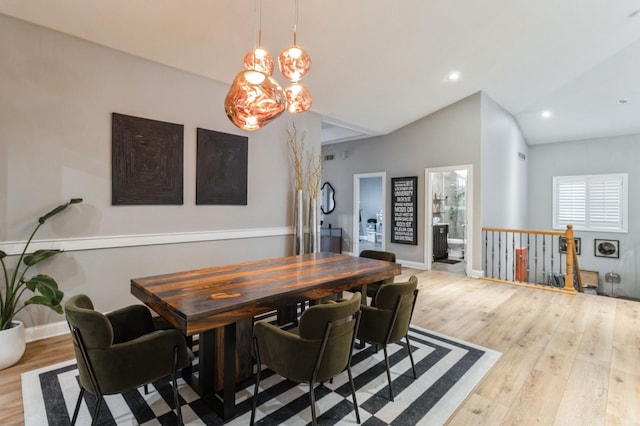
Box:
[287, 123, 305, 191]
[307, 148, 322, 200]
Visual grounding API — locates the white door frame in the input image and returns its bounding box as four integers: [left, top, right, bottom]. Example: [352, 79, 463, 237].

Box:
[425, 165, 473, 275]
[353, 172, 386, 256]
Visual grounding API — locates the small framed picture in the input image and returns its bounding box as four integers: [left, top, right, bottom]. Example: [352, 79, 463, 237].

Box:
[559, 237, 581, 255]
[594, 239, 619, 258]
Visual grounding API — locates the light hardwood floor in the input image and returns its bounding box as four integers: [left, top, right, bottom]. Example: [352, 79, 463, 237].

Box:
[1, 268, 638, 425]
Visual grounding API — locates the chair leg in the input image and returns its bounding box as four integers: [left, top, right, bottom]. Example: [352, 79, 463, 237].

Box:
[91, 397, 102, 426]
[171, 345, 184, 426]
[70, 387, 84, 426]
[405, 334, 417, 379]
[309, 383, 317, 426]
[347, 365, 361, 424]
[383, 345, 394, 401]
[251, 337, 262, 426]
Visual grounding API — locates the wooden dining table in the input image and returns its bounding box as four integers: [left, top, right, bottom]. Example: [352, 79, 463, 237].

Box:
[130, 252, 401, 420]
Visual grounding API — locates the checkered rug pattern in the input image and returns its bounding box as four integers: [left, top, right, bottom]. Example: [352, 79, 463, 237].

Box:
[22, 319, 500, 425]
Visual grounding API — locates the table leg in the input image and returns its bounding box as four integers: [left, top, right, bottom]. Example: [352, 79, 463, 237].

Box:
[276, 305, 299, 325]
[182, 325, 237, 420]
[221, 321, 236, 418]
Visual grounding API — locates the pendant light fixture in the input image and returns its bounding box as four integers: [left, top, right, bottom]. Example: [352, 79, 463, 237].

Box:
[224, 0, 286, 131]
[279, 0, 312, 113]
[285, 82, 312, 114]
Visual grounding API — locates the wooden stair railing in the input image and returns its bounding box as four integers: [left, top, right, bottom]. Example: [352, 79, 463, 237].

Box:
[481, 225, 581, 294]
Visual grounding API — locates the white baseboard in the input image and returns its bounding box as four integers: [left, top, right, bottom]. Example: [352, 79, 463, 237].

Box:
[26, 321, 69, 343]
[398, 260, 426, 270]
[469, 269, 484, 279]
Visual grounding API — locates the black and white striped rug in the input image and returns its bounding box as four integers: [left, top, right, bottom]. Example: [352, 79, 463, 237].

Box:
[22, 324, 500, 425]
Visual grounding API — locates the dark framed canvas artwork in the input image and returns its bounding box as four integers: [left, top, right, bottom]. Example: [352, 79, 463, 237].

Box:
[112, 113, 184, 205]
[196, 128, 248, 205]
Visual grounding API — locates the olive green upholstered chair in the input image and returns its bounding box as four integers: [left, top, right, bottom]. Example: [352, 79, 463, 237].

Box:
[359, 249, 397, 301]
[357, 275, 419, 401]
[64, 294, 194, 426]
[251, 292, 362, 426]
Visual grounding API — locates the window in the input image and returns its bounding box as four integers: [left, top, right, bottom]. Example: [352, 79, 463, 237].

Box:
[553, 173, 627, 232]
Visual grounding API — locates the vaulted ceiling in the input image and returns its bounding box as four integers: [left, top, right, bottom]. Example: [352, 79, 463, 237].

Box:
[2, 0, 640, 145]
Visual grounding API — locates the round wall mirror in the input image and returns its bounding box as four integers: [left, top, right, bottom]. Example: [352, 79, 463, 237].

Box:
[320, 182, 335, 214]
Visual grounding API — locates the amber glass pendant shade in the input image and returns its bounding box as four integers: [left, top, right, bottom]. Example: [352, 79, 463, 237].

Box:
[243, 48, 275, 76]
[278, 46, 312, 82]
[285, 83, 312, 113]
[224, 70, 286, 131]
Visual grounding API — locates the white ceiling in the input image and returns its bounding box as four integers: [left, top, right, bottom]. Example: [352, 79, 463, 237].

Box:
[2, 0, 640, 145]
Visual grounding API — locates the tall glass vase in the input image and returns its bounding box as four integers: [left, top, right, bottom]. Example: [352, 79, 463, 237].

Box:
[293, 189, 304, 255]
[307, 197, 319, 253]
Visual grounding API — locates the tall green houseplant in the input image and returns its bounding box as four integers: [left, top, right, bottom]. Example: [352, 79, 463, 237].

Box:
[0, 198, 82, 330]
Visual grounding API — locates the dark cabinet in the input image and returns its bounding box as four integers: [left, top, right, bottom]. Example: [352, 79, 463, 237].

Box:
[433, 224, 448, 260]
[320, 227, 342, 253]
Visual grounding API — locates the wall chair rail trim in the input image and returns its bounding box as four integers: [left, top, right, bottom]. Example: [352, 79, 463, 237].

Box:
[0, 227, 292, 255]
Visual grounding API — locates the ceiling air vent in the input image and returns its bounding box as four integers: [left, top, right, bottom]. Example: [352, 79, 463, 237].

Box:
[324, 154, 335, 161]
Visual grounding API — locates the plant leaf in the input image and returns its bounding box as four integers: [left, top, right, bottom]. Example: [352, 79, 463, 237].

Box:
[23, 249, 62, 266]
[0, 250, 6, 259]
[24, 295, 64, 314]
[23, 275, 64, 310]
[38, 198, 83, 224]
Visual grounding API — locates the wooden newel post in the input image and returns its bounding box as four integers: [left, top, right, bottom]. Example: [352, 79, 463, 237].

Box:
[564, 225, 575, 292]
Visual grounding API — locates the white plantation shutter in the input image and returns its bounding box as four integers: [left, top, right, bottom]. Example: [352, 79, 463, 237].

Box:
[557, 180, 586, 226]
[589, 177, 622, 228]
[553, 174, 627, 232]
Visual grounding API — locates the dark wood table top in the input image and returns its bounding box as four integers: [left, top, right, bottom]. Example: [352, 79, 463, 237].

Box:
[131, 252, 401, 335]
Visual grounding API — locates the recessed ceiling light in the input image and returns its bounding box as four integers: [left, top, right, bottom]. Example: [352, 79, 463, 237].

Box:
[447, 71, 460, 81]
[541, 110, 552, 118]
[618, 98, 631, 104]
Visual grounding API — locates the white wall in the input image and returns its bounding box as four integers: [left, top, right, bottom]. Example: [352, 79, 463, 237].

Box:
[528, 133, 640, 299]
[481, 93, 528, 229]
[0, 15, 321, 328]
[322, 93, 482, 270]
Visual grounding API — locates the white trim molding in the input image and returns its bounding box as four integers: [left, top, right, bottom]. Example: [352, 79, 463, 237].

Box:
[0, 227, 292, 255]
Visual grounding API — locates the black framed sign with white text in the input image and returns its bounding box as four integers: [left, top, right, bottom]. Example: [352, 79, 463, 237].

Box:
[391, 176, 418, 245]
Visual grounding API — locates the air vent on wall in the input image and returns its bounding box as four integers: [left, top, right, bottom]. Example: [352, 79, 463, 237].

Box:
[324, 154, 335, 161]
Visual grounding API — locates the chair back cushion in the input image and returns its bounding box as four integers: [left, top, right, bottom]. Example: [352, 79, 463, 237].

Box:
[301, 292, 361, 382]
[65, 294, 194, 395]
[255, 292, 361, 383]
[65, 294, 114, 349]
[65, 294, 115, 394]
[359, 249, 396, 263]
[359, 250, 397, 287]
[363, 276, 418, 343]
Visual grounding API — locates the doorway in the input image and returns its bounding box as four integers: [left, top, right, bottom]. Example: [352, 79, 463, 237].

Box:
[425, 165, 473, 275]
[353, 172, 386, 256]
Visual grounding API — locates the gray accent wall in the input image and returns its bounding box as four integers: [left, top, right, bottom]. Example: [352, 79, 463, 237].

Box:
[0, 15, 321, 327]
[481, 93, 529, 229]
[322, 93, 483, 270]
[528, 134, 640, 299]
